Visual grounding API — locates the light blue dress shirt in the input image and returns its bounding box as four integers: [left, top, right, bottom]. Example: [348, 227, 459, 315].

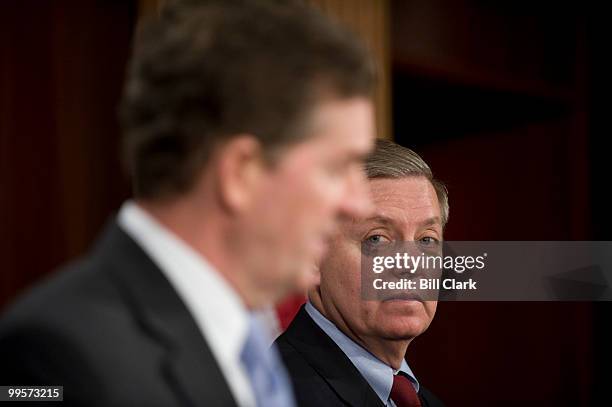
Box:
[305, 302, 419, 406]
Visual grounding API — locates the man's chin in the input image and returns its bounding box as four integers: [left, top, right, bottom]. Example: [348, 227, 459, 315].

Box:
[379, 326, 426, 341]
[380, 297, 426, 314]
[375, 317, 430, 340]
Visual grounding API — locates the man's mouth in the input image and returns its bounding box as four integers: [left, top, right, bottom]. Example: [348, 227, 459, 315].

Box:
[381, 292, 424, 303]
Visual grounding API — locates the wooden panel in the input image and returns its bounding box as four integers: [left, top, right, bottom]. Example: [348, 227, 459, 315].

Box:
[138, 0, 160, 18]
[309, 0, 392, 140]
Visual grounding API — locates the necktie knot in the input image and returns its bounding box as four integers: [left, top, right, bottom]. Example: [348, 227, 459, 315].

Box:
[390, 372, 421, 407]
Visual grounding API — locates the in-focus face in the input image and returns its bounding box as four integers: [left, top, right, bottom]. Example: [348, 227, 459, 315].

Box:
[242, 97, 375, 304]
[317, 177, 442, 341]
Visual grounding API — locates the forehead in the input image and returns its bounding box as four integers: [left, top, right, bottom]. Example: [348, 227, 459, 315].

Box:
[367, 176, 441, 225]
[303, 98, 374, 146]
[275, 97, 375, 170]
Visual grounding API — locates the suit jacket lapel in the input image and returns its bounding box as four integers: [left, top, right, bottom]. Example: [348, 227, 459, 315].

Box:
[284, 306, 384, 407]
[93, 220, 237, 407]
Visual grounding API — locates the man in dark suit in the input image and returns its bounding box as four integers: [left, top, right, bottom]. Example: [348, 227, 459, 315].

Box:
[0, 1, 376, 405]
[276, 140, 448, 407]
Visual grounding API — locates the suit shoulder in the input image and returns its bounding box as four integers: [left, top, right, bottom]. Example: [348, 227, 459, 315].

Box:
[275, 333, 348, 406]
[0, 255, 122, 330]
[0, 254, 172, 404]
[275, 331, 318, 376]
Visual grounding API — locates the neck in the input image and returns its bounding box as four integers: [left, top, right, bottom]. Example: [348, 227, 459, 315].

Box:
[355, 336, 409, 370]
[309, 292, 410, 370]
[136, 197, 262, 309]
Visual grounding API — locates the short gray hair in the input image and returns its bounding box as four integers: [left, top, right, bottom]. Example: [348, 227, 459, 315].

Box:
[365, 139, 449, 226]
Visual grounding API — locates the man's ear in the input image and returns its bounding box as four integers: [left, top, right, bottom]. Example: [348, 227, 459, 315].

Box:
[216, 135, 267, 213]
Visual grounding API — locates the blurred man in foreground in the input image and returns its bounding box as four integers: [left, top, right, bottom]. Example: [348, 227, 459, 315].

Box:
[0, 1, 375, 405]
[276, 140, 448, 407]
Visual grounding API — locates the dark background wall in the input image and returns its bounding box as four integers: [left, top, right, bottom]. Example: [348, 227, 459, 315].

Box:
[1, 0, 609, 405]
[0, 0, 133, 307]
[389, 1, 610, 405]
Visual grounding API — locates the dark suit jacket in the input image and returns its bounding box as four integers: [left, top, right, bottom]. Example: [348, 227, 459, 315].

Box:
[0, 221, 238, 407]
[275, 306, 445, 407]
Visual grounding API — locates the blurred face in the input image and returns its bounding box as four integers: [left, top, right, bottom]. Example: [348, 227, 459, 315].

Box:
[317, 176, 442, 341]
[241, 97, 375, 305]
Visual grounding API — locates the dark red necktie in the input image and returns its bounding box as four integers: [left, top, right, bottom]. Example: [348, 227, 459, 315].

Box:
[390, 373, 422, 407]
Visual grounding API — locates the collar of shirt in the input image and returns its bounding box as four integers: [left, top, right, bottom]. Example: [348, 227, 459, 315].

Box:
[305, 302, 419, 405]
[118, 201, 256, 407]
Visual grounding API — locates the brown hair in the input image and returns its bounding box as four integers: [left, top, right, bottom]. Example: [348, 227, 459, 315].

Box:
[120, 0, 375, 199]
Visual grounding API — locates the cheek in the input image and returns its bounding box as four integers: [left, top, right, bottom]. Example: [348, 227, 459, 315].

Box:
[320, 246, 362, 298]
[259, 178, 311, 226]
[272, 172, 329, 220]
[300, 177, 341, 219]
[425, 301, 438, 318]
[360, 302, 382, 327]
[290, 161, 346, 211]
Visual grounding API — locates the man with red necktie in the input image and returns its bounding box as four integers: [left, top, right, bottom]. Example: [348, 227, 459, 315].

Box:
[276, 140, 447, 407]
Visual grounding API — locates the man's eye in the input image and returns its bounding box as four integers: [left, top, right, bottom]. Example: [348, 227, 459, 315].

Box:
[419, 236, 439, 246]
[361, 234, 389, 256]
[365, 235, 388, 245]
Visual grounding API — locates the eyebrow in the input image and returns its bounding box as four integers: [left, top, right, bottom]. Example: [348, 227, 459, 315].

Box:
[418, 217, 443, 228]
[360, 214, 395, 226]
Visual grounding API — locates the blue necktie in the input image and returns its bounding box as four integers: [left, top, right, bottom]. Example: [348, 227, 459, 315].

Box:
[240, 315, 296, 407]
